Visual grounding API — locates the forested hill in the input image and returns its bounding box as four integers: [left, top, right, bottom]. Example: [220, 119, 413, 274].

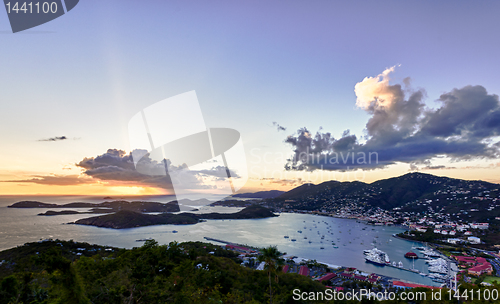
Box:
[73, 205, 277, 229]
[272, 172, 499, 211]
[0, 240, 325, 303]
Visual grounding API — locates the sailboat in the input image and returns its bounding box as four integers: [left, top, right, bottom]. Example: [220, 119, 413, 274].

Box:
[409, 257, 419, 273]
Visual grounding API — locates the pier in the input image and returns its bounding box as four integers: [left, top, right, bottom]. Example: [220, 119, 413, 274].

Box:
[385, 262, 421, 274]
[203, 236, 233, 245]
[204, 237, 259, 251]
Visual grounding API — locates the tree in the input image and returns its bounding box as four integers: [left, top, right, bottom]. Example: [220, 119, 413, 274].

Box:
[257, 246, 284, 304]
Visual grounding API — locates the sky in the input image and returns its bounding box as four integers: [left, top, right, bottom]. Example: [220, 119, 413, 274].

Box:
[1, 0, 500, 195]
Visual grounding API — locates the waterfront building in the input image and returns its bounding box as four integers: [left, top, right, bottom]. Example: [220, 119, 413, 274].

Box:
[317, 273, 336, 282]
[392, 281, 441, 290]
[467, 236, 481, 244]
[299, 265, 310, 276]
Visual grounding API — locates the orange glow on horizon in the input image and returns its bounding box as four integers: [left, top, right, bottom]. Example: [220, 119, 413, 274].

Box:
[0, 183, 169, 196]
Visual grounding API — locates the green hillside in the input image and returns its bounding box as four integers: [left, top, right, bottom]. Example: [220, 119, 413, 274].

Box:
[0, 240, 325, 304]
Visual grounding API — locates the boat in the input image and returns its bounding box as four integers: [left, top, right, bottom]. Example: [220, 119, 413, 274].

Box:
[320, 247, 325, 249]
[172, 230, 178, 233]
[364, 248, 389, 266]
[428, 273, 447, 280]
[365, 255, 386, 266]
[291, 239, 297, 242]
[405, 251, 418, 259]
[398, 261, 403, 268]
[284, 235, 289, 238]
[422, 249, 440, 258]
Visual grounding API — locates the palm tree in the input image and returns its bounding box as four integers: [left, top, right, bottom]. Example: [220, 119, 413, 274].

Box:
[258, 246, 284, 304]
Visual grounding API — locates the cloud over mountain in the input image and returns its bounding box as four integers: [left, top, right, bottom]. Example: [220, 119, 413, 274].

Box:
[5, 149, 239, 192]
[285, 67, 500, 171]
[76, 149, 235, 190]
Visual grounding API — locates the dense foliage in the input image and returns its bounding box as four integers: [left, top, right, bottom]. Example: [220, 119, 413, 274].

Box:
[2, 240, 499, 303]
[0, 240, 325, 304]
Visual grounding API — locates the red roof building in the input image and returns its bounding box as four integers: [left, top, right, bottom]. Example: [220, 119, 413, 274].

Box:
[339, 272, 353, 279]
[225, 244, 254, 253]
[317, 273, 337, 282]
[393, 281, 441, 289]
[282, 265, 289, 273]
[299, 266, 310, 276]
[452, 255, 493, 276]
[468, 263, 493, 276]
[353, 275, 366, 281]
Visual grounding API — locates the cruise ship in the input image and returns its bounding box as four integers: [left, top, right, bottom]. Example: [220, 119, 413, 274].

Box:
[364, 248, 390, 266]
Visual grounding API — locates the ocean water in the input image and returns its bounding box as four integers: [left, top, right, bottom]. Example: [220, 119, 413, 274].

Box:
[0, 195, 439, 286]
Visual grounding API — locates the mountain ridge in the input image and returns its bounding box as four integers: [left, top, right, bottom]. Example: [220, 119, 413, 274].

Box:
[271, 172, 500, 218]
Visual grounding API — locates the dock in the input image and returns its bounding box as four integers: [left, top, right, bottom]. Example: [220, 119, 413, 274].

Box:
[204, 237, 234, 245]
[204, 237, 257, 250]
[386, 262, 421, 274]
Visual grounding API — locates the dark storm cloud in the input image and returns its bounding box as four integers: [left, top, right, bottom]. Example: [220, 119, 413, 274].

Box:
[419, 85, 500, 138]
[284, 68, 500, 171]
[76, 149, 230, 189]
[6, 149, 232, 189]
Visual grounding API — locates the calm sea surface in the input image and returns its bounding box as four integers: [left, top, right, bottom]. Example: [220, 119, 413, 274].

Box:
[0, 195, 439, 286]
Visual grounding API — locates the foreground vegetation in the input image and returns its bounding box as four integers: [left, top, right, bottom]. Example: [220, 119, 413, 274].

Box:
[0, 240, 324, 303]
[2, 239, 499, 303]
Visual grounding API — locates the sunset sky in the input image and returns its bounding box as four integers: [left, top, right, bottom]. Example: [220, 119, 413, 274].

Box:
[1, 1, 500, 195]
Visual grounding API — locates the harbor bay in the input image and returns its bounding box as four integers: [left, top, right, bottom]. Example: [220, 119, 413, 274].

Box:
[0, 196, 441, 286]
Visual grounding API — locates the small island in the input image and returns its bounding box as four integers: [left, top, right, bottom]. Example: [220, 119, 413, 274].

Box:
[72, 205, 277, 229]
[10, 200, 181, 214]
